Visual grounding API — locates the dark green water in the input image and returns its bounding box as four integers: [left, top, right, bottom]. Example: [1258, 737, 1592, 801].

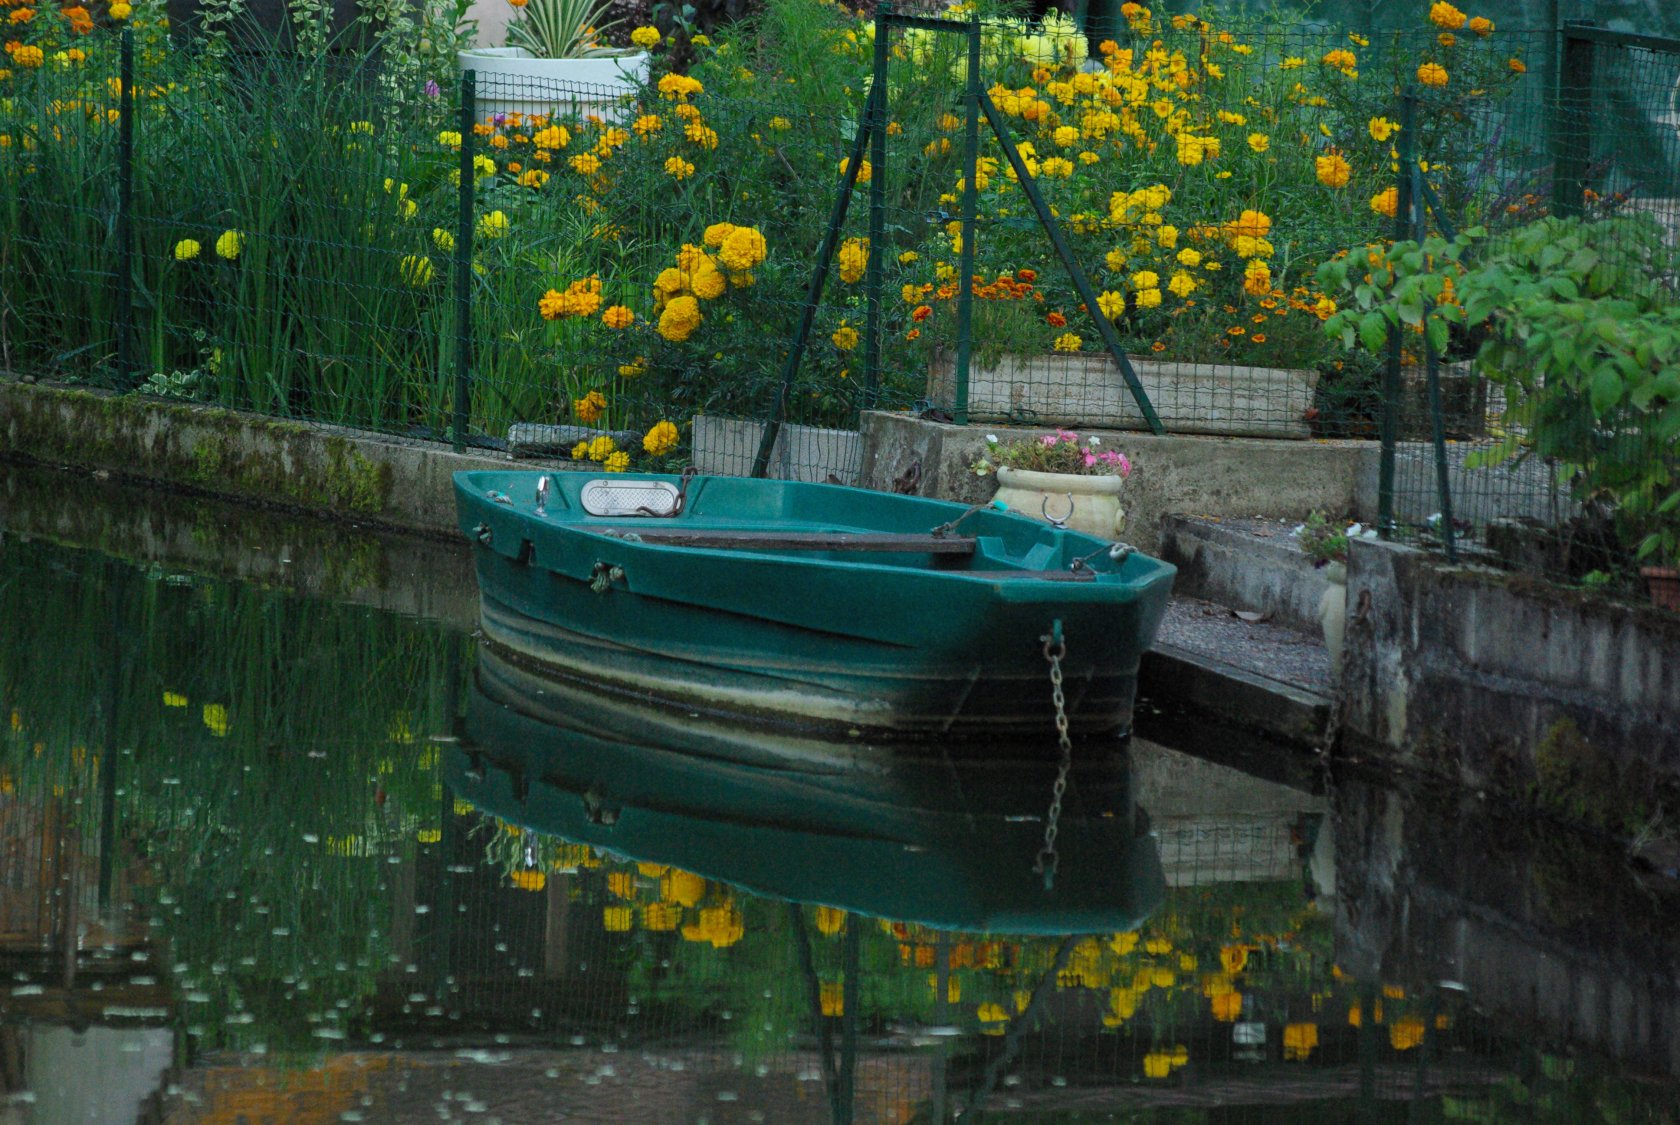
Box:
[2, 464, 1677, 1124]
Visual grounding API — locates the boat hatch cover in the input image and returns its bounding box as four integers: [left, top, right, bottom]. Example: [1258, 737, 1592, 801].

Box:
[579, 478, 683, 517]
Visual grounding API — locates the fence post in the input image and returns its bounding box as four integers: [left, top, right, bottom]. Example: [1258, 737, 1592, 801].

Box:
[861, 2, 891, 415]
[1377, 91, 1416, 539]
[1553, 21, 1595, 219]
[453, 71, 476, 453]
[115, 30, 135, 388]
[951, 11, 982, 426]
[1412, 166, 1458, 563]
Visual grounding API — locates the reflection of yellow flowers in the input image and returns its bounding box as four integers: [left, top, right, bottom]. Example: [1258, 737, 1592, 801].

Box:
[821, 981, 843, 1016]
[641, 902, 681, 931]
[663, 868, 706, 907]
[1142, 1053, 1172, 1079]
[603, 905, 633, 931]
[510, 869, 546, 892]
[1219, 944, 1249, 974]
[1390, 1015, 1426, 1050]
[1211, 990, 1242, 1021]
[162, 691, 188, 708]
[202, 703, 229, 737]
[1283, 1022, 1319, 1060]
[606, 871, 636, 899]
[415, 828, 441, 844]
[683, 903, 744, 947]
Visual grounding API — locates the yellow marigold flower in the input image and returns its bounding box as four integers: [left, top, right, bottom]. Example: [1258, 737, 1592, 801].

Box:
[1242, 258, 1272, 295]
[1321, 48, 1357, 72]
[1247, 132, 1270, 152]
[586, 434, 616, 461]
[173, 238, 201, 261]
[1417, 62, 1448, 87]
[631, 115, 661, 138]
[1315, 152, 1351, 188]
[432, 228, 455, 253]
[703, 221, 737, 247]
[477, 210, 509, 238]
[837, 237, 869, 284]
[684, 123, 719, 149]
[657, 72, 703, 100]
[400, 255, 434, 285]
[518, 169, 550, 188]
[1278, 55, 1304, 70]
[1438, 32, 1456, 47]
[1469, 15, 1493, 34]
[604, 451, 630, 472]
[1052, 332, 1081, 352]
[532, 124, 569, 149]
[1095, 290, 1125, 320]
[717, 226, 767, 272]
[202, 703, 230, 737]
[688, 259, 726, 300]
[1370, 186, 1398, 217]
[571, 441, 590, 459]
[215, 230, 243, 259]
[630, 24, 660, 48]
[619, 357, 647, 377]
[831, 323, 859, 351]
[10, 8, 35, 25]
[1129, 269, 1160, 291]
[601, 304, 634, 329]
[1428, 1, 1466, 30]
[574, 389, 607, 423]
[510, 869, 546, 892]
[665, 156, 695, 180]
[839, 156, 871, 184]
[1314, 295, 1338, 319]
[437, 129, 462, 148]
[109, 1, 131, 15]
[1156, 224, 1179, 249]
[1167, 271, 1196, 297]
[643, 420, 679, 455]
[768, 115, 792, 130]
[1135, 287, 1162, 309]
[570, 153, 602, 175]
[1508, 57, 1526, 74]
[1228, 208, 1271, 239]
[1175, 247, 1203, 267]
[657, 294, 702, 341]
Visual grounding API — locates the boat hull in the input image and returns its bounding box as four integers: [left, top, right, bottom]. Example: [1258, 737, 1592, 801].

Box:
[457, 471, 1175, 742]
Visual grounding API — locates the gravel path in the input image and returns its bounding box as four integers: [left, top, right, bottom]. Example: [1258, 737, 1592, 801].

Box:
[1153, 595, 1332, 695]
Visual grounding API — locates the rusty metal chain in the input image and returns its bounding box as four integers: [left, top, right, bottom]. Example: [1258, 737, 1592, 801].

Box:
[1034, 622, 1073, 890]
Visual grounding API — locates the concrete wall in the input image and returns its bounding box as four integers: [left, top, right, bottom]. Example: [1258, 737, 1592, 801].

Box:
[1340, 536, 1680, 793]
[1157, 515, 1329, 634]
[0, 382, 516, 537]
[860, 410, 1379, 553]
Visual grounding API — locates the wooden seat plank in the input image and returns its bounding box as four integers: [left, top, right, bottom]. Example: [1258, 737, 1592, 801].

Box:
[585, 527, 977, 554]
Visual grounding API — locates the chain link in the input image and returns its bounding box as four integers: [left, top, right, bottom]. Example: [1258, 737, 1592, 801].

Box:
[1034, 627, 1073, 890]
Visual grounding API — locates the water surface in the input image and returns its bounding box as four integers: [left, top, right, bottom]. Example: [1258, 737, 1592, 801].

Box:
[1, 464, 1677, 1124]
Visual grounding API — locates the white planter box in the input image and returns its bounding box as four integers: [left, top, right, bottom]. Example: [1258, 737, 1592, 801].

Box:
[929, 351, 1320, 440]
[691, 415, 862, 484]
[457, 47, 648, 124]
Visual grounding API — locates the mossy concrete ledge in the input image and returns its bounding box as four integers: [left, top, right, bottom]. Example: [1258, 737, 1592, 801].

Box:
[0, 381, 516, 534]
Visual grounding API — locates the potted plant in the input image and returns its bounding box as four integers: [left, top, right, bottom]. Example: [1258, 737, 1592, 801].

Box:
[458, 0, 653, 123]
[1293, 511, 1377, 677]
[971, 429, 1132, 540]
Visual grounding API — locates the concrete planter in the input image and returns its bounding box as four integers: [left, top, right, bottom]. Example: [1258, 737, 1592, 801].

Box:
[928, 350, 1319, 439]
[1397, 361, 1489, 440]
[992, 466, 1126, 540]
[457, 47, 649, 124]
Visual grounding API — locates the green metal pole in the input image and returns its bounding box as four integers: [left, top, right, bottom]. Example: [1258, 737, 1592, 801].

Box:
[115, 30, 135, 387]
[978, 91, 1163, 433]
[1415, 165, 1458, 562]
[752, 83, 880, 478]
[1378, 92, 1416, 538]
[951, 12, 981, 427]
[453, 71, 477, 453]
[861, 2, 891, 415]
[1553, 22, 1595, 219]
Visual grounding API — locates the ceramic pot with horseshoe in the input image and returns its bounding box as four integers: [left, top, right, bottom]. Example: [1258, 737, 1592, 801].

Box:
[992, 466, 1127, 541]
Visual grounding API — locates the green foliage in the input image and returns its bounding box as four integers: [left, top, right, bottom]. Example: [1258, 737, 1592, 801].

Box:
[507, 0, 627, 58]
[1294, 509, 1349, 565]
[1319, 215, 1680, 565]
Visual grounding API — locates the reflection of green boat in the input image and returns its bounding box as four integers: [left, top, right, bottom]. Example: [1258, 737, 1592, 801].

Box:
[453, 470, 1175, 743]
[447, 647, 1166, 934]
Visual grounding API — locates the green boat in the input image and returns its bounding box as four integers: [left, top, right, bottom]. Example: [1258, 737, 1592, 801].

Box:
[451, 645, 1167, 934]
[454, 469, 1175, 746]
